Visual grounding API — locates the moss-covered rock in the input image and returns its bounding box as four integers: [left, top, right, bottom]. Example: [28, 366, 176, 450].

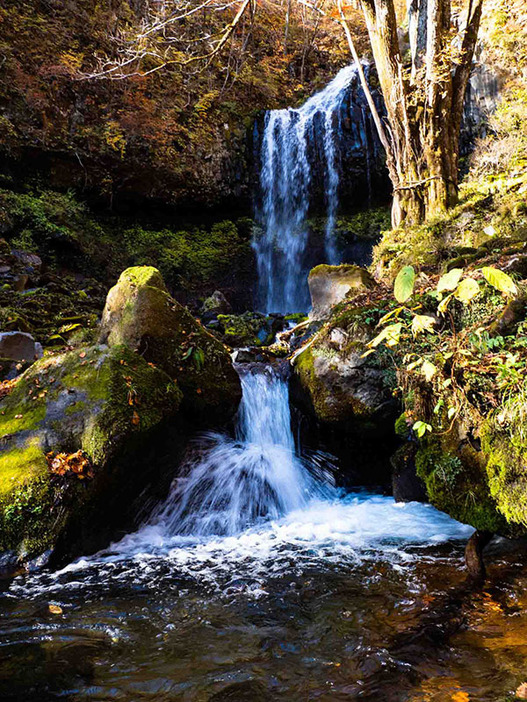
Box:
[290, 312, 399, 485]
[481, 417, 527, 528]
[308, 264, 376, 321]
[99, 266, 241, 424]
[0, 344, 183, 564]
[214, 312, 283, 348]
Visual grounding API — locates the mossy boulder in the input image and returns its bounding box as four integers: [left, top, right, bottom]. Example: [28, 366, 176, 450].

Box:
[308, 264, 375, 321]
[214, 311, 283, 348]
[0, 344, 183, 565]
[99, 266, 241, 424]
[290, 316, 399, 485]
[481, 418, 527, 529]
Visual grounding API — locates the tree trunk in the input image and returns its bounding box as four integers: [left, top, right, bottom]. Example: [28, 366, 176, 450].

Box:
[351, 0, 483, 226]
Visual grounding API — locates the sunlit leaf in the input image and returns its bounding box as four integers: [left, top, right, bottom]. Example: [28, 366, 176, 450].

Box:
[411, 314, 436, 336]
[454, 277, 480, 303]
[437, 268, 463, 293]
[368, 322, 402, 349]
[394, 266, 415, 303]
[438, 292, 454, 315]
[378, 306, 404, 326]
[421, 359, 438, 381]
[412, 420, 432, 438]
[481, 266, 517, 296]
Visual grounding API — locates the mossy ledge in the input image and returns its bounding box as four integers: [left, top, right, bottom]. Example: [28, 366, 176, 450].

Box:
[0, 343, 184, 564]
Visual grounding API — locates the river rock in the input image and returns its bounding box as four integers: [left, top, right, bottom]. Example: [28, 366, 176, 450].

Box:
[0, 331, 43, 362]
[99, 266, 241, 425]
[0, 344, 184, 565]
[290, 315, 399, 484]
[200, 290, 232, 322]
[308, 264, 375, 320]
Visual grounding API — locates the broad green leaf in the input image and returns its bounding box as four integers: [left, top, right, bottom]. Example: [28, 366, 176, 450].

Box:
[368, 322, 402, 349]
[481, 266, 517, 296]
[437, 268, 463, 293]
[437, 292, 454, 315]
[454, 278, 480, 303]
[394, 266, 415, 303]
[411, 314, 436, 336]
[413, 420, 432, 438]
[421, 359, 438, 382]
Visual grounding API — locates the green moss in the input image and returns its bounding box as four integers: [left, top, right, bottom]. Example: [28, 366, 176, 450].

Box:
[415, 438, 508, 533]
[82, 345, 183, 464]
[0, 439, 55, 554]
[0, 439, 47, 496]
[394, 412, 409, 438]
[481, 420, 527, 527]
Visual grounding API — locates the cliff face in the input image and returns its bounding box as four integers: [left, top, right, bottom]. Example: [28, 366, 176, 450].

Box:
[0, 0, 352, 212]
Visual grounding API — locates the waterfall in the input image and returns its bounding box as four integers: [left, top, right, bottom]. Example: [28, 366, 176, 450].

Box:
[254, 66, 358, 314]
[153, 366, 331, 537]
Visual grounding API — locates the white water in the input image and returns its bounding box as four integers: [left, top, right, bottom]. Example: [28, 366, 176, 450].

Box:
[254, 66, 357, 314]
[150, 366, 331, 536]
[9, 367, 473, 599]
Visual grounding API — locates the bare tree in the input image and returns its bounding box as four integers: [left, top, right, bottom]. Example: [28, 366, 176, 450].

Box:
[82, 0, 256, 80]
[339, 0, 484, 226]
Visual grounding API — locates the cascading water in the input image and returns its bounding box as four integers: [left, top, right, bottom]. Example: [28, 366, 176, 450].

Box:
[4, 364, 479, 701]
[254, 66, 358, 314]
[150, 365, 331, 537]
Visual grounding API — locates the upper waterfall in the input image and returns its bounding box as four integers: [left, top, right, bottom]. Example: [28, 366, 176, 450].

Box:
[253, 65, 372, 314]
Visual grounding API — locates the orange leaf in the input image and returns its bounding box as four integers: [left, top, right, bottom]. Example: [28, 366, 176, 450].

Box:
[132, 411, 140, 426]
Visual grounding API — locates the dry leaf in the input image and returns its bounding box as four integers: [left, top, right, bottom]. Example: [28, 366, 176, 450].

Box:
[49, 604, 63, 614]
[132, 411, 140, 426]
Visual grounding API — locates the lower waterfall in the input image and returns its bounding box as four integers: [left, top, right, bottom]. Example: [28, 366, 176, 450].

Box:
[151, 366, 332, 537]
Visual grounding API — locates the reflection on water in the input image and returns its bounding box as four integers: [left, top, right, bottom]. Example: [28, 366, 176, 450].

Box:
[1, 494, 526, 701]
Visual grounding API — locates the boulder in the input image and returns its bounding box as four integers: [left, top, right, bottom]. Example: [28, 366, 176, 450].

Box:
[291, 312, 399, 485]
[308, 264, 375, 321]
[0, 331, 43, 362]
[214, 311, 284, 348]
[0, 344, 184, 566]
[200, 290, 232, 322]
[99, 266, 241, 425]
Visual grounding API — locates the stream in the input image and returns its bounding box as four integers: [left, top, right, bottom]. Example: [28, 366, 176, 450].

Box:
[3, 367, 527, 701]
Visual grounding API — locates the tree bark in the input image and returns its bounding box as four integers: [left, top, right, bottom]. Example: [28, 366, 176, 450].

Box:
[347, 0, 484, 226]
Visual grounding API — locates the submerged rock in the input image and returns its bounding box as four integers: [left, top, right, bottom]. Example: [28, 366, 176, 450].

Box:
[99, 266, 241, 425]
[308, 264, 375, 320]
[0, 344, 183, 565]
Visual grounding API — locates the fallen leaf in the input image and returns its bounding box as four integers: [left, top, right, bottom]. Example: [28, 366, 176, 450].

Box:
[79, 352, 86, 359]
[516, 683, 527, 699]
[49, 604, 63, 615]
[132, 411, 140, 426]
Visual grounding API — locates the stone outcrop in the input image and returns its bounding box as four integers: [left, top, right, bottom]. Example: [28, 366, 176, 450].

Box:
[0, 331, 43, 362]
[0, 345, 184, 566]
[291, 309, 399, 484]
[0, 266, 242, 569]
[99, 266, 241, 425]
[308, 264, 375, 320]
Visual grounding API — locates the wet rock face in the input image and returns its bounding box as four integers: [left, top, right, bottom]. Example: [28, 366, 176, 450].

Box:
[0, 332, 43, 362]
[99, 266, 241, 425]
[308, 264, 376, 320]
[0, 344, 184, 566]
[291, 316, 399, 486]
